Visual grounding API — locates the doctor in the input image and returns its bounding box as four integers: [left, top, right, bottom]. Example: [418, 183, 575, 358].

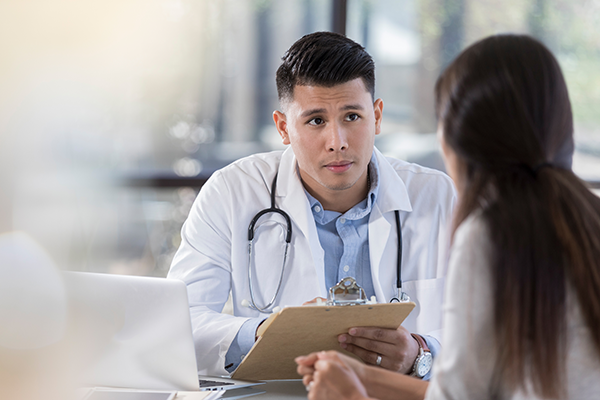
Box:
[168, 31, 456, 378]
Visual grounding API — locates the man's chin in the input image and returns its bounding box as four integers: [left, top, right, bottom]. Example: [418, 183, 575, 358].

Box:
[321, 179, 357, 191]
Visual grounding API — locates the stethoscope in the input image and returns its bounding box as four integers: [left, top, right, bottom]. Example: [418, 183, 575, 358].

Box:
[241, 173, 409, 313]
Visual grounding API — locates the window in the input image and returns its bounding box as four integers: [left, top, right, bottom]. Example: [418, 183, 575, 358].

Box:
[2, 0, 598, 276]
[347, 0, 600, 182]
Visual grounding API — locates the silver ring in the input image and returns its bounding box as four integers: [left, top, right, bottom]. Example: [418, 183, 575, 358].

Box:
[375, 354, 382, 366]
[305, 381, 313, 392]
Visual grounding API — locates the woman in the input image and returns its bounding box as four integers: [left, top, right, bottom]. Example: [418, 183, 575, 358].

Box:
[296, 34, 600, 400]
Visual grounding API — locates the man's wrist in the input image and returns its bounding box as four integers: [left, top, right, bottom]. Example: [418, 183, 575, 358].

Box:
[401, 333, 421, 374]
[411, 334, 430, 352]
[409, 334, 433, 378]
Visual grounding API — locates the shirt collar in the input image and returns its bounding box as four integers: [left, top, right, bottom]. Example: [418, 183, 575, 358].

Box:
[303, 153, 380, 222]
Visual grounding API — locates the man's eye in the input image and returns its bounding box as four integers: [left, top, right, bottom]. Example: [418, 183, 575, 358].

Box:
[346, 113, 360, 122]
[308, 118, 324, 126]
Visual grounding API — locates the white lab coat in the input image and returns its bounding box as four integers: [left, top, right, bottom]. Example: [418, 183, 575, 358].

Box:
[168, 147, 457, 376]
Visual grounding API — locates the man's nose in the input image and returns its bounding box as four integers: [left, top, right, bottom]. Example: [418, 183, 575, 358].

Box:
[325, 122, 348, 152]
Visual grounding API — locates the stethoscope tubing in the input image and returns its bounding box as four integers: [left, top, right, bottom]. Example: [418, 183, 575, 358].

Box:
[389, 209, 407, 303]
[247, 173, 292, 243]
[247, 241, 289, 312]
[246, 173, 292, 312]
[245, 173, 406, 312]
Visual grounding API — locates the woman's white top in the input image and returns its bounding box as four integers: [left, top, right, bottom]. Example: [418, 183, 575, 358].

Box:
[425, 214, 600, 399]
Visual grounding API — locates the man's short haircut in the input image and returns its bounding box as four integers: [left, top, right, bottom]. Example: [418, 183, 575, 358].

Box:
[276, 31, 375, 106]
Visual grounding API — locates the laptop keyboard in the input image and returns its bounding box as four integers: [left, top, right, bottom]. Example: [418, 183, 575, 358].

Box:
[198, 379, 235, 388]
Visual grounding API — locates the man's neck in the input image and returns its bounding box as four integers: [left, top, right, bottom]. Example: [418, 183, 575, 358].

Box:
[302, 170, 370, 213]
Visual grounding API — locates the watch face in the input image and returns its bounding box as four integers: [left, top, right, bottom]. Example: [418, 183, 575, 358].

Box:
[416, 353, 433, 377]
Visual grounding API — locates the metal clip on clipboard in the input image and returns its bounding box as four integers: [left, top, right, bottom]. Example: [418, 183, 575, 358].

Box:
[327, 277, 372, 306]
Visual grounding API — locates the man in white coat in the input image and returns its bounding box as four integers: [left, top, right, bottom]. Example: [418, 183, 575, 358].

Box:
[168, 32, 456, 379]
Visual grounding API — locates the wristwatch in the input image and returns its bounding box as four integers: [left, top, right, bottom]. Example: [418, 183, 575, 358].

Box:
[410, 334, 433, 378]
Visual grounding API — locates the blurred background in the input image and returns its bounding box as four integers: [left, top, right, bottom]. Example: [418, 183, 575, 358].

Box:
[1, 0, 599, 277]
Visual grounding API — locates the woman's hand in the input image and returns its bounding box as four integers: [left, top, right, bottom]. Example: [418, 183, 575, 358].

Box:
[296, 351, 374, 400]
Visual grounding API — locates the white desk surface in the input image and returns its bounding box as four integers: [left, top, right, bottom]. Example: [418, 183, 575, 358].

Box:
[81, 380, 307, 400]
[176, 380, 307, 399]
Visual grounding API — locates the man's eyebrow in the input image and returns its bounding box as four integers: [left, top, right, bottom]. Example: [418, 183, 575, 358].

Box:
[300, 104, 365, 118]
[300, 108, 326, 118]
[341, 104, 365, 111]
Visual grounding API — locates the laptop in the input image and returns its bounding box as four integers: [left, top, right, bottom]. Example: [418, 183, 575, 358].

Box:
[62, 272, 264, 392]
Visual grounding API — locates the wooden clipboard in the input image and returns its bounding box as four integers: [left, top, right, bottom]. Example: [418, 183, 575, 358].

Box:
[231, 301, 415, 380]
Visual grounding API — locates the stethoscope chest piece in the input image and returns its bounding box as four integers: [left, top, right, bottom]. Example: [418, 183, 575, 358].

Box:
[390, 290, 411, 303]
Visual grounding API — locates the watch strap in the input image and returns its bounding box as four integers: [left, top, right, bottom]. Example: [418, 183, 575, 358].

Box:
[411, 333, 430, 353]
[410, 334, 432, 378]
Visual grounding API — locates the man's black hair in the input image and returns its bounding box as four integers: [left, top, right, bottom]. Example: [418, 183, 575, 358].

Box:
[276, 31, 375, 105]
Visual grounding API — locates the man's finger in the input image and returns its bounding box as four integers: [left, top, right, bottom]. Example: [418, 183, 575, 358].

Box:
[342, 343, 402, 371]
[344, 326, 402, 344]
[340, 334, 397, 355]
[342, 343, 379, 364]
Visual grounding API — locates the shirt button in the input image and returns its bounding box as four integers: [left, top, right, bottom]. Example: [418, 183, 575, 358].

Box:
[314, 205, 321, 213]
[241, 354, 245, 360]
[339, 217, 346, 224]
[343, 265, 349, 272]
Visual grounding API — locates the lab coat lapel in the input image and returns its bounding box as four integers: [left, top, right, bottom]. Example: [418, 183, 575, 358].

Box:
[369, 148, 412, 301]
[277, 148, 327, 296]
[369, 204, 392, 301]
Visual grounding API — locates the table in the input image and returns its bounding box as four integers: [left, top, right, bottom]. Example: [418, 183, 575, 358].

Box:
[174, 380, 307, 399]
[238, 380, 306, 399]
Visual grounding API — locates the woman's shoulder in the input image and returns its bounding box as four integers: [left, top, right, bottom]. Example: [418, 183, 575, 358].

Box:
[447, 211, 495, 293]
[453, 211, 492, 254]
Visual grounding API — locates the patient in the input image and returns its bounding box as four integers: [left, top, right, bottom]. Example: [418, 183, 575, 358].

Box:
[296, 34, 600, 400]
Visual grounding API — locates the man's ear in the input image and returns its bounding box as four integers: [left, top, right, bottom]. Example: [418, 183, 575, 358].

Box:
[374, 98, 384, 136]
[273, 110, 290, 145]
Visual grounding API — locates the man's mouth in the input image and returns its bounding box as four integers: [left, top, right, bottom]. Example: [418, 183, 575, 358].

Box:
[324, 161, 352, 173]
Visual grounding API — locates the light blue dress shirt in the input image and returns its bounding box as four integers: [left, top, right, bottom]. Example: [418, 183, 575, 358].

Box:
[309, 158, 378, 299]
[225, 154, 439, 379]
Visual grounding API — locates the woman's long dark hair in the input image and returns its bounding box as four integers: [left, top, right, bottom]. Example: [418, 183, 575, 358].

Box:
[435, 34, 600, 398]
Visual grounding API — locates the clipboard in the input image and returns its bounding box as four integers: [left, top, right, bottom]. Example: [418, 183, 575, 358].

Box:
[231, 301, 415, 380]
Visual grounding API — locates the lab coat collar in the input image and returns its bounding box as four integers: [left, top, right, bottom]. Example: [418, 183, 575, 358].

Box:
[369, 148, 412, 302]
[277, 147, 309, 219]
[369, 148, 413, 302]
[372, 147, 413, 214]
[277, 147, 327, 296]
[276, 146, 412, 214]
[275, 146, 413, 299]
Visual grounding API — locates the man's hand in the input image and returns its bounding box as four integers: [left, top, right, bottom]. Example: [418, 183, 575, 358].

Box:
[337, 325, 420, 374]
[296, 351, 372, 400]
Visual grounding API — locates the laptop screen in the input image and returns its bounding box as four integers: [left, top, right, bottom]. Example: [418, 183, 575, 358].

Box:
[63, 272, 200, 391]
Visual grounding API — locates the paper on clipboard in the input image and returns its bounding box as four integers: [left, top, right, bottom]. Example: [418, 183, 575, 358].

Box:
[231, 301, 415, 380]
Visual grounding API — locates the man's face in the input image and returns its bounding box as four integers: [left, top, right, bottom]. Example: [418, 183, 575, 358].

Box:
[273, 78, 383, 202]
